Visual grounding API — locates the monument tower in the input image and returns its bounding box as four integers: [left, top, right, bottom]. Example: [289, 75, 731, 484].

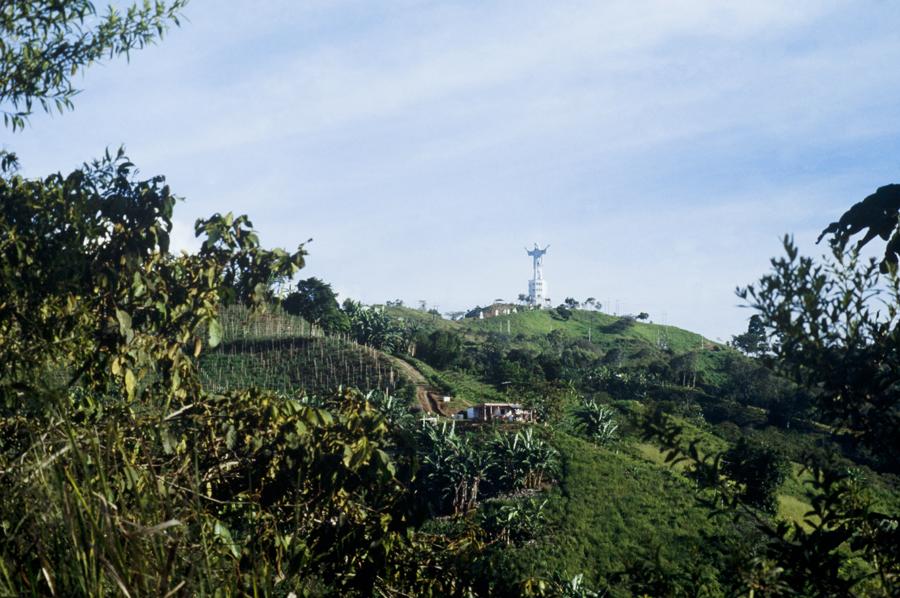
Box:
[526, 243, 550, 307]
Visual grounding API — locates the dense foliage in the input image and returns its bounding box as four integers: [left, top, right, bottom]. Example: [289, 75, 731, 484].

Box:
[641, 196, 900, 596]
[721, 436, 790, 513]
[282, 277, 349, 334]
[0, 387, 425, 595]
[417, 423, 558, 516]
[740, 238, 900, 471]
[342, 299, 402, 351]
[0, 151, 305, 409]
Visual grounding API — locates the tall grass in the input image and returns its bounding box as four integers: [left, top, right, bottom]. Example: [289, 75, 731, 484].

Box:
[0, 387, 427, 596]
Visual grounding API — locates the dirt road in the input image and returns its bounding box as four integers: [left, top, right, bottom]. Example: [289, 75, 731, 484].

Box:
[387, 356, 449, 416]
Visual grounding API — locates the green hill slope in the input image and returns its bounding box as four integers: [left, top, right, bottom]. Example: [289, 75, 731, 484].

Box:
[200, 305, 412, 397]
[196, 302, 899, 595]
[460, 308, 708, 353]
[485, 431, 738, 595]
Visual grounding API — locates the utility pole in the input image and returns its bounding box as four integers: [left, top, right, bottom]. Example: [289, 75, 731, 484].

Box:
[660, 311, 670, 351]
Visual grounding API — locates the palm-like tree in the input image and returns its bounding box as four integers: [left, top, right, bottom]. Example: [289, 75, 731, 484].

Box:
[577, 399, 619, 445]
[479, 497, 548, 545]
[365, 390, 413, 428]
[490, 427, 559, 490]
[584, 297, 598, 342]
[420, 422, 491, 514]
[344, 303, 402, 351]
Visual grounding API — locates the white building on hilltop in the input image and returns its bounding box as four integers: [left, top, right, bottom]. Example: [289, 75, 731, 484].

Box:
[526, 243, 550, 307]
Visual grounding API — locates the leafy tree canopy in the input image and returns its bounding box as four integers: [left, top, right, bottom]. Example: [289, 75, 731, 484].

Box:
[282, 276, 349, 334]
[740, 237, 900, 471]
[551, 305, 572, 320]
[0, 4, 485, 596]
[730, 314, 767, 355]
[641, 186, 900, 596]
[819, 183, 900, 273]
[1, 0, 187, 131]
[721, 437, 789, 513]
[417, 329, 463, 369]
[0, 149, 306, 407]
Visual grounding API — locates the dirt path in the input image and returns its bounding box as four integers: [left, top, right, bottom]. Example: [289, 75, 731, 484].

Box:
[386, 356, 449, 416]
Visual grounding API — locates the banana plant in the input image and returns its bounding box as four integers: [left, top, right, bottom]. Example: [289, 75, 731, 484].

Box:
[365, 389, 414, 428]
[420, 422, 491, 514]
[577, 399, 619, 446]
[479, 497, 548, 546]
[490, 427, 559, 491]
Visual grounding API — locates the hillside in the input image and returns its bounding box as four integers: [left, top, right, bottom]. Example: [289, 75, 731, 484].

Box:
[201, 301, 899, 594]
[200, 305, 414, 398]
[386, 305, 733, 399]
[488, 431, 740, 595]
[459, 307, 709, 353]
[9, 288, 898, 595]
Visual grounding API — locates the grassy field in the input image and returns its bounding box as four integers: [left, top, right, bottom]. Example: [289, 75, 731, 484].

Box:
[396, 355, 503, 412]
[631, 435, 817, 528]
[384, 305, 459, 331]
[459, 308, 714, 354]
[487, 432, 734, 595]
[452, 308, 735, 387]
[433, 368, 505, 408]
[385, 305, 716, 356]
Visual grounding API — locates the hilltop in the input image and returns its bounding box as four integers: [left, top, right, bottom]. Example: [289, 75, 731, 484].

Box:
[385, 303, 719, 355]
[385, 304, 733, 397]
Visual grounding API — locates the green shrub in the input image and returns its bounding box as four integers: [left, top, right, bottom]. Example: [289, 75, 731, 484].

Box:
[489, 427, 559, 491]
[0, 388, 422, 596]
[479, 498, 549, 546]
[575, 399, 619, 445]
[721, 437, 790, 513]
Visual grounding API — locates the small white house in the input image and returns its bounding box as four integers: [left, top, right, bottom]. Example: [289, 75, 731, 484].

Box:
[456, 402, 533, 423]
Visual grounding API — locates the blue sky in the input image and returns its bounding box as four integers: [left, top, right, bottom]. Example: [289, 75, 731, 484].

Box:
[6, 0, 900, 340]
